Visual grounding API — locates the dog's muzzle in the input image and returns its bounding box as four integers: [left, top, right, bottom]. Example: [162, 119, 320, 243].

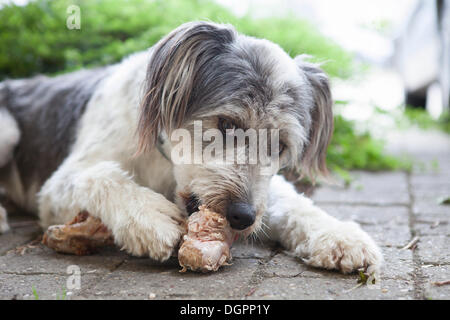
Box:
[226, 202, 256, 230]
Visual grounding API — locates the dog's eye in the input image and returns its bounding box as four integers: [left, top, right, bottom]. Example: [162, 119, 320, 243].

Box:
[218, 118, 237, 135]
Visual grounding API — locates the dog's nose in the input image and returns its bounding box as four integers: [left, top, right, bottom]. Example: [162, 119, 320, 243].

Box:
[226, 202, 256, 230]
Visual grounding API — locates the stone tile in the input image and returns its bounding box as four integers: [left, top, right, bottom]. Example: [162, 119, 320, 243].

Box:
[0, 273, 100, 300]
[318, 204, 411, 248]
[413, 202, 450, 217]
[263, 253, 339, 279]
[231, 240, 275, 259]
[414, 219, 450, 237]
[386, 129, 450, 174]
[249, 277, 414, 300]
[0, 243, 127, 275]
[410, 173, 450, 219]
[380, 247, 414, 280]
[79, 257, 261, 300]
[319, 204, 409, 226]
[312, 171, 410, 205]
[422, 265, 450, 300]
[416, 235, 450, 264]
[364, 224, 412, 248]
[410, 173, 450, 189]
[0, 216, 41, 255]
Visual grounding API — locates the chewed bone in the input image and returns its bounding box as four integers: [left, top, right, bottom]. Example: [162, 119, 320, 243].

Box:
[178, 205, 235, 272]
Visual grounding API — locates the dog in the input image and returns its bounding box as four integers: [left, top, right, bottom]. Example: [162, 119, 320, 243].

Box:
[0, 21, 382, 274]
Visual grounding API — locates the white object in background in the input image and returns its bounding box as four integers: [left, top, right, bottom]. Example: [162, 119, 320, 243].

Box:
[426, 82, 444, 119]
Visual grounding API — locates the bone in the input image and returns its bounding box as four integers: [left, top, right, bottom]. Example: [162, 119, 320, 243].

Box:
[178, 205, 235, 272]
[42, 211, 114, 255]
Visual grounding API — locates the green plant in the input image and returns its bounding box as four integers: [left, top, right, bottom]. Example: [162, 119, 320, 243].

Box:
[402, 108, 450, 134]
[32, 286, 39, 300]
[56, 287, 67, 300]
[0, 0, 353, 80]
[30, 286, 67, 300]
[326, 115, 412, 173]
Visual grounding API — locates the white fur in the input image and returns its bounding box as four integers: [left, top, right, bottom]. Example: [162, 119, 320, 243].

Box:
[265, 175, 383, 274]
[0, 107, 20, 167]
[0, 205, 10, 233]
[38, 51, 184, 261]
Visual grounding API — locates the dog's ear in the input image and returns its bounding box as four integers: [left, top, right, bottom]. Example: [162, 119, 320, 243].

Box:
[295, 55, 334, 180]
[137, 21, 235, 153]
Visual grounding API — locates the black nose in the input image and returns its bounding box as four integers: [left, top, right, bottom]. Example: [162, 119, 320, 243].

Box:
[226, 202, 256, 230]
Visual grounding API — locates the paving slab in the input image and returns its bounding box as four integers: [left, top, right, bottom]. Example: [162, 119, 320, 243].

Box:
[0, 273, 101, 300]
[318, 204, 409, 226]
[0, 214, 41, 255]
[415, 235, 450, 264]
[319, 204, 411, 248]
[77, 257, 261, 300]
[262, 253, 339, 279]
[414, 220, 450, 237]
[249, 277, 414, 300]
[380, 247, 415, 280]
[0, 243, 127, 275]
[230, 240, 275, 259]
[312, 171, 410, 205]
[421, 265, 450, 300]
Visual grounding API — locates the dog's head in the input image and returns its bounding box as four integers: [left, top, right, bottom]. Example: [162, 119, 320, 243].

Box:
[138, 21, 333, 236]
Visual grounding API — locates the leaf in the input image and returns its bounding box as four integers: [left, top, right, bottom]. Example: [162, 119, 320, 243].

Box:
[357, 270, 367, 284]
[32, 286, 39, 300]
[438, 196, 450, 205]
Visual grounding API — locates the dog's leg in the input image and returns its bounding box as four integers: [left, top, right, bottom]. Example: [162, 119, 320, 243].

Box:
[38, 160, 185, 261]
[0, 105, 21, 168]
[0, 204, 10, 233]
[264, 175, 382, 275]
[0, 101, 21, 234]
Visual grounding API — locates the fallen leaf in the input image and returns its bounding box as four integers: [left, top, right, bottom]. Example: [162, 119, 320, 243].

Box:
[438, 196, 450, 205]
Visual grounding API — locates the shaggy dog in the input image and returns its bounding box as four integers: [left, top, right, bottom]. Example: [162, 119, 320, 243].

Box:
[0, 22, 382, 274]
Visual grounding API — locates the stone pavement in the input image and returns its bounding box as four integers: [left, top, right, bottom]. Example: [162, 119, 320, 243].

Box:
[0, 129, 449, 300]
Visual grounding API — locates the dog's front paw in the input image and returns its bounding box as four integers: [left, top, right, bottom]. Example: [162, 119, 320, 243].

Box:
[303, 221, 382, 275]
[114, 202, 186, 261]
[0, 206, 10, 234]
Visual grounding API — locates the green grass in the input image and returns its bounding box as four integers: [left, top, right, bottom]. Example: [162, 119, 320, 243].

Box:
[30, 286, 67, 300]
[32, 286, 39, 300]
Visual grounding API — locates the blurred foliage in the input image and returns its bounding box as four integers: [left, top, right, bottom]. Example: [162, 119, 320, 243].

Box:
[0, 0, 405, 174]
[402, 108, 450, 134]
[327, 115, 411, 175]
[0, 0, 353, 80]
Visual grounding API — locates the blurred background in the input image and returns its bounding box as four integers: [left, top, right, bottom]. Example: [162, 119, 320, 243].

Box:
[0, 0, 449, 181]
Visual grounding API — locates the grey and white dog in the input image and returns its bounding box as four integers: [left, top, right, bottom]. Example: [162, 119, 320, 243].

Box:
[0, 22, 382, 274]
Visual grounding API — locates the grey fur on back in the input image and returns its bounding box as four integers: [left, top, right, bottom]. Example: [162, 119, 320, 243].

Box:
[2, 67, 112, 187]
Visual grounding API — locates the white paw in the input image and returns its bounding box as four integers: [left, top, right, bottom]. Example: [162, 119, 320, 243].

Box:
[0, 206, 10, 234]
[0, 221, 10, 234]
[303, 221, 383, 275]
[113, 200, 186, 261]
